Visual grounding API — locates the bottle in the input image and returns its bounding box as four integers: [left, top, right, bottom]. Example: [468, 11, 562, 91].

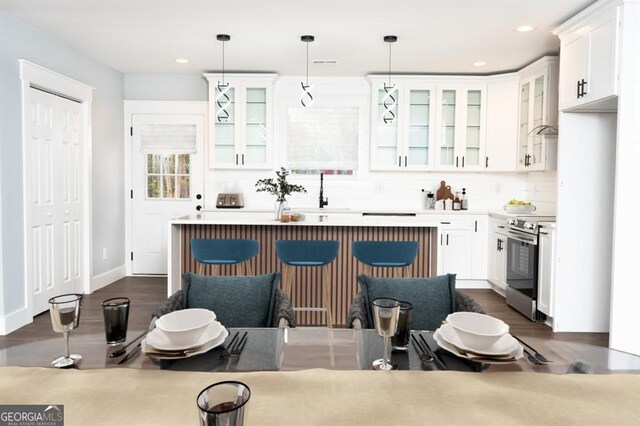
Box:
[453, 192, 461, 211]
[461, 188, 468, 210]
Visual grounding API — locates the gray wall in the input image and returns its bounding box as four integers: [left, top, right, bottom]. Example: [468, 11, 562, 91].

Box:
[124, 74, 207, 100]
[0, 11, 124, 316]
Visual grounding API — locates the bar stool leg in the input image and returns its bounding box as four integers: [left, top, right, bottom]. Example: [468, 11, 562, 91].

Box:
[246, 261, 253, 275]
[321, 265, 334, 329]
[198, 263, 204, 275]
[213, 265, 220, 276]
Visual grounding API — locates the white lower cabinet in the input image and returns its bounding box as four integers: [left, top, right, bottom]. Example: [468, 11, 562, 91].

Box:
[488, 218, 508, 290]
[437, 216, 487, 280]
[537, 225, 556, 318]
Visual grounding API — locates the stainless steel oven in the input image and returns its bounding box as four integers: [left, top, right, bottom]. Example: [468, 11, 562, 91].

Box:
[504, 216, 554, 321]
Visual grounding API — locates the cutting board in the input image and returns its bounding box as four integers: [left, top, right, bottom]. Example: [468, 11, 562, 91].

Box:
[436, 181, 454, 200]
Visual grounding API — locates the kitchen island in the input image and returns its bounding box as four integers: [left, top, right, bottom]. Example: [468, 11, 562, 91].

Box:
[168, 211, 441, 326]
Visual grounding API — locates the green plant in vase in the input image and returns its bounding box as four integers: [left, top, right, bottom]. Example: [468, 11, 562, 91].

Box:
[255, 167, 307, 219]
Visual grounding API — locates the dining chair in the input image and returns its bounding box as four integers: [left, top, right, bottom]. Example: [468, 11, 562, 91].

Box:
[275, 240, 340, 329]
[190, 238, 259, 275]
[351, 240, 419, 277]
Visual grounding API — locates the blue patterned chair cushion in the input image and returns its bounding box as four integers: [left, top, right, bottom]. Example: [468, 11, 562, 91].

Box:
[357, 274, 457, 331]
[182, 272, 280, 327]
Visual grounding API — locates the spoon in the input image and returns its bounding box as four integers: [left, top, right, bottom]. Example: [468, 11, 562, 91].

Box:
[109, 331, 148, 358]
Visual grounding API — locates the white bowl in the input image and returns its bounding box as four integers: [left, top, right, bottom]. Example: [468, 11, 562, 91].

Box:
[155, 308, 216, 347]
[446, 312, 509, 350]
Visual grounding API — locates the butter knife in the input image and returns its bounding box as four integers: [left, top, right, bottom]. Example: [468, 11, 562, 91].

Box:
[117, 342, 142, 365]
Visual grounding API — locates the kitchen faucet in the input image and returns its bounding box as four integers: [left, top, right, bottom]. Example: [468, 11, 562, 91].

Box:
[319, 173, 329, 208]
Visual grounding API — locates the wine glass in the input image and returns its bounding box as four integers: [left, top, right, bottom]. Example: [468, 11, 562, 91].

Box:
[48, 293, 83, 368]
[372, 298, 400, 371]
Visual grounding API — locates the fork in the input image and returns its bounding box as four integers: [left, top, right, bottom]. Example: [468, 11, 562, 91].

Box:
[411, 334, 435, 369]
[219, 331, 248, 359]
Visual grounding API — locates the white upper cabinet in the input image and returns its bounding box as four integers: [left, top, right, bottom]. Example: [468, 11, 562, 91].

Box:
[368, 78, 436, 170]
[554, 2, 620, 111]
[484, 75, 519, 172]
[434, 83, 487, 171]
[516, 57, 559, 172]
[204, 73, 277, 169]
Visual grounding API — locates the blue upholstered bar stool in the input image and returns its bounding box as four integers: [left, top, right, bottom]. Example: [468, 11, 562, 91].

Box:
[275, 240, 340, 329]
[352, 241, 419, 277]
[190, 238, 259, 275]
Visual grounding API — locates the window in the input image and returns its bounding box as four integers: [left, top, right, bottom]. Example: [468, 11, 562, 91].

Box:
[287, 107, 358, 173]
[146, 153, 190, 199]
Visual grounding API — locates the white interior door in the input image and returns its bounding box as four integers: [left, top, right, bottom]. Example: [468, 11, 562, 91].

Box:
[26, 88, 84, 314]
[131, 114, 204, 274]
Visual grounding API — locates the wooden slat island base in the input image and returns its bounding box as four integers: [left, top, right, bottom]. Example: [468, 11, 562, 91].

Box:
[169, 212, 438, 327]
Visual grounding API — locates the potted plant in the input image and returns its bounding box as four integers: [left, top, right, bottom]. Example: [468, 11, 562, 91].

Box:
[255, 167, 307, 219]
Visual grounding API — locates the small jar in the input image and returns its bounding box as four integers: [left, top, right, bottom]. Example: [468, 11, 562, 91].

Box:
[280, 209, 291, 223]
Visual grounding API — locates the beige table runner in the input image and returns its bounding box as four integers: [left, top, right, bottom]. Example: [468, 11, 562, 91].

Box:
[0, 367, 638, 425]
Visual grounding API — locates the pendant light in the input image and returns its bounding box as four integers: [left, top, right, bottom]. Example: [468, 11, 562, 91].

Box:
[382, 35, 398, 124]
[300, 35, 315, 107]
[216, 34, 231, 122]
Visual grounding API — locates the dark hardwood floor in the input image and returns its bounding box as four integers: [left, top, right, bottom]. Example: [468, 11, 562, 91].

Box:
[0, 278, 608, 350]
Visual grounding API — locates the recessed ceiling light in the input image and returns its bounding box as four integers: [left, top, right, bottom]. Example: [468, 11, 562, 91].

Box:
[175, 58, 189, 64]
[516, 25, 535, 32]
[473, 61, 487, 67]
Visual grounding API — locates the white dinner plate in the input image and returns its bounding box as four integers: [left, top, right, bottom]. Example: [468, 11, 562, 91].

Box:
[438, 323, 519, 356]
[147, 320, 224, 351]
[433, 328, 523, 364]
[142, 328, 229, 360]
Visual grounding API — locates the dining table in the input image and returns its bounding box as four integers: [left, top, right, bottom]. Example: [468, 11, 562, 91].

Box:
[1, 327, 639, 425]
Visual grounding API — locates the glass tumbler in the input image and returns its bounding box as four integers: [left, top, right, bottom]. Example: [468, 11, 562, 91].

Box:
[391, 301, 413, 351]
[197, 381, 251, 426]
[102, 297, 130, 345]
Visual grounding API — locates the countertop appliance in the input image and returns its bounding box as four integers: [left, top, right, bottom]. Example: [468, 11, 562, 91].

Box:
[216, 193, 244, 208]
[505, 215, 555, 321]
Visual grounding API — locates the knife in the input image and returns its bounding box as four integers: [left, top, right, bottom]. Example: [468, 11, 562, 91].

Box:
[117, 342, 142, 365]
[512, 335, 551, 363]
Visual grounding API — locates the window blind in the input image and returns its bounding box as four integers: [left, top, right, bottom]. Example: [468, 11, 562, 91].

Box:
[287, 107, 358, 170]
[139, 124, 197, 154]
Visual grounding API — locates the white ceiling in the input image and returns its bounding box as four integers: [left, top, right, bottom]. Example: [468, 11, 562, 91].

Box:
[0, 0, 596, 76]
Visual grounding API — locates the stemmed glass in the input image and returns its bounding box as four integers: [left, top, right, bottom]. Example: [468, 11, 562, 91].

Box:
[372, 298, 400, 371]
[48, 293, 83, 368]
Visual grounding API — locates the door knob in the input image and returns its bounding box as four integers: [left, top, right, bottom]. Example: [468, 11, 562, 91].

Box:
[196, 194, 202, 200]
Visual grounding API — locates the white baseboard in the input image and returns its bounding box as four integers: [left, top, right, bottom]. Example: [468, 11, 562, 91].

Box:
[91, 264, 126, 293]
[456, 280, 492, 289]
[0, 306, 32, 336]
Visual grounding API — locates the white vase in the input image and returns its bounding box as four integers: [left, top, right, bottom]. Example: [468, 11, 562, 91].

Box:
[274, 198, 288, 220]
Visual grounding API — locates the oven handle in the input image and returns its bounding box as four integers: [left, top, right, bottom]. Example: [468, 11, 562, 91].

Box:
[507, 229, 538, 245]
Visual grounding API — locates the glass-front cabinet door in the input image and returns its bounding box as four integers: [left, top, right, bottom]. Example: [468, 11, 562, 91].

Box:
[372, 84, 401, 169]
[369, 78, 435, 171]
[435, 83, 486, 171]
[517, 57, 558, 172]
[204, 73, 276, 169]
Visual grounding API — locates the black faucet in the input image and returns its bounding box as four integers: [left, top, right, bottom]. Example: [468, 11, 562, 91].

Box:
[319, 173, 329, 208]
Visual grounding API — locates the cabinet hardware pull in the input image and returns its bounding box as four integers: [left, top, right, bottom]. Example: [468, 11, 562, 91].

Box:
[404, 156, 407, 167]
[475, 220, 477, 232]
[462, 156, 465, 168]
[456, 156, 459, 168]
[485, 156, 489, 168]
[440, 234, 443, 245]
[498, 225, 505, 229]
[540, 231, 548, 235]
[235, 154, 239, 165]
[446, 234, 449, 245]
[242, 154, 245, 165]
[398, 156, 402, 167]
[440, 221, 451, 224]
[497, 238, 501, 251]
[581, 79, 587, 97]
[577, 80, 581, 99]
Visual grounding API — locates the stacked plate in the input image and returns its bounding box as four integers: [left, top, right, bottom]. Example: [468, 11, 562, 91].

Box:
[433, 312, 523, 363]
[143, 308, 228, 359]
